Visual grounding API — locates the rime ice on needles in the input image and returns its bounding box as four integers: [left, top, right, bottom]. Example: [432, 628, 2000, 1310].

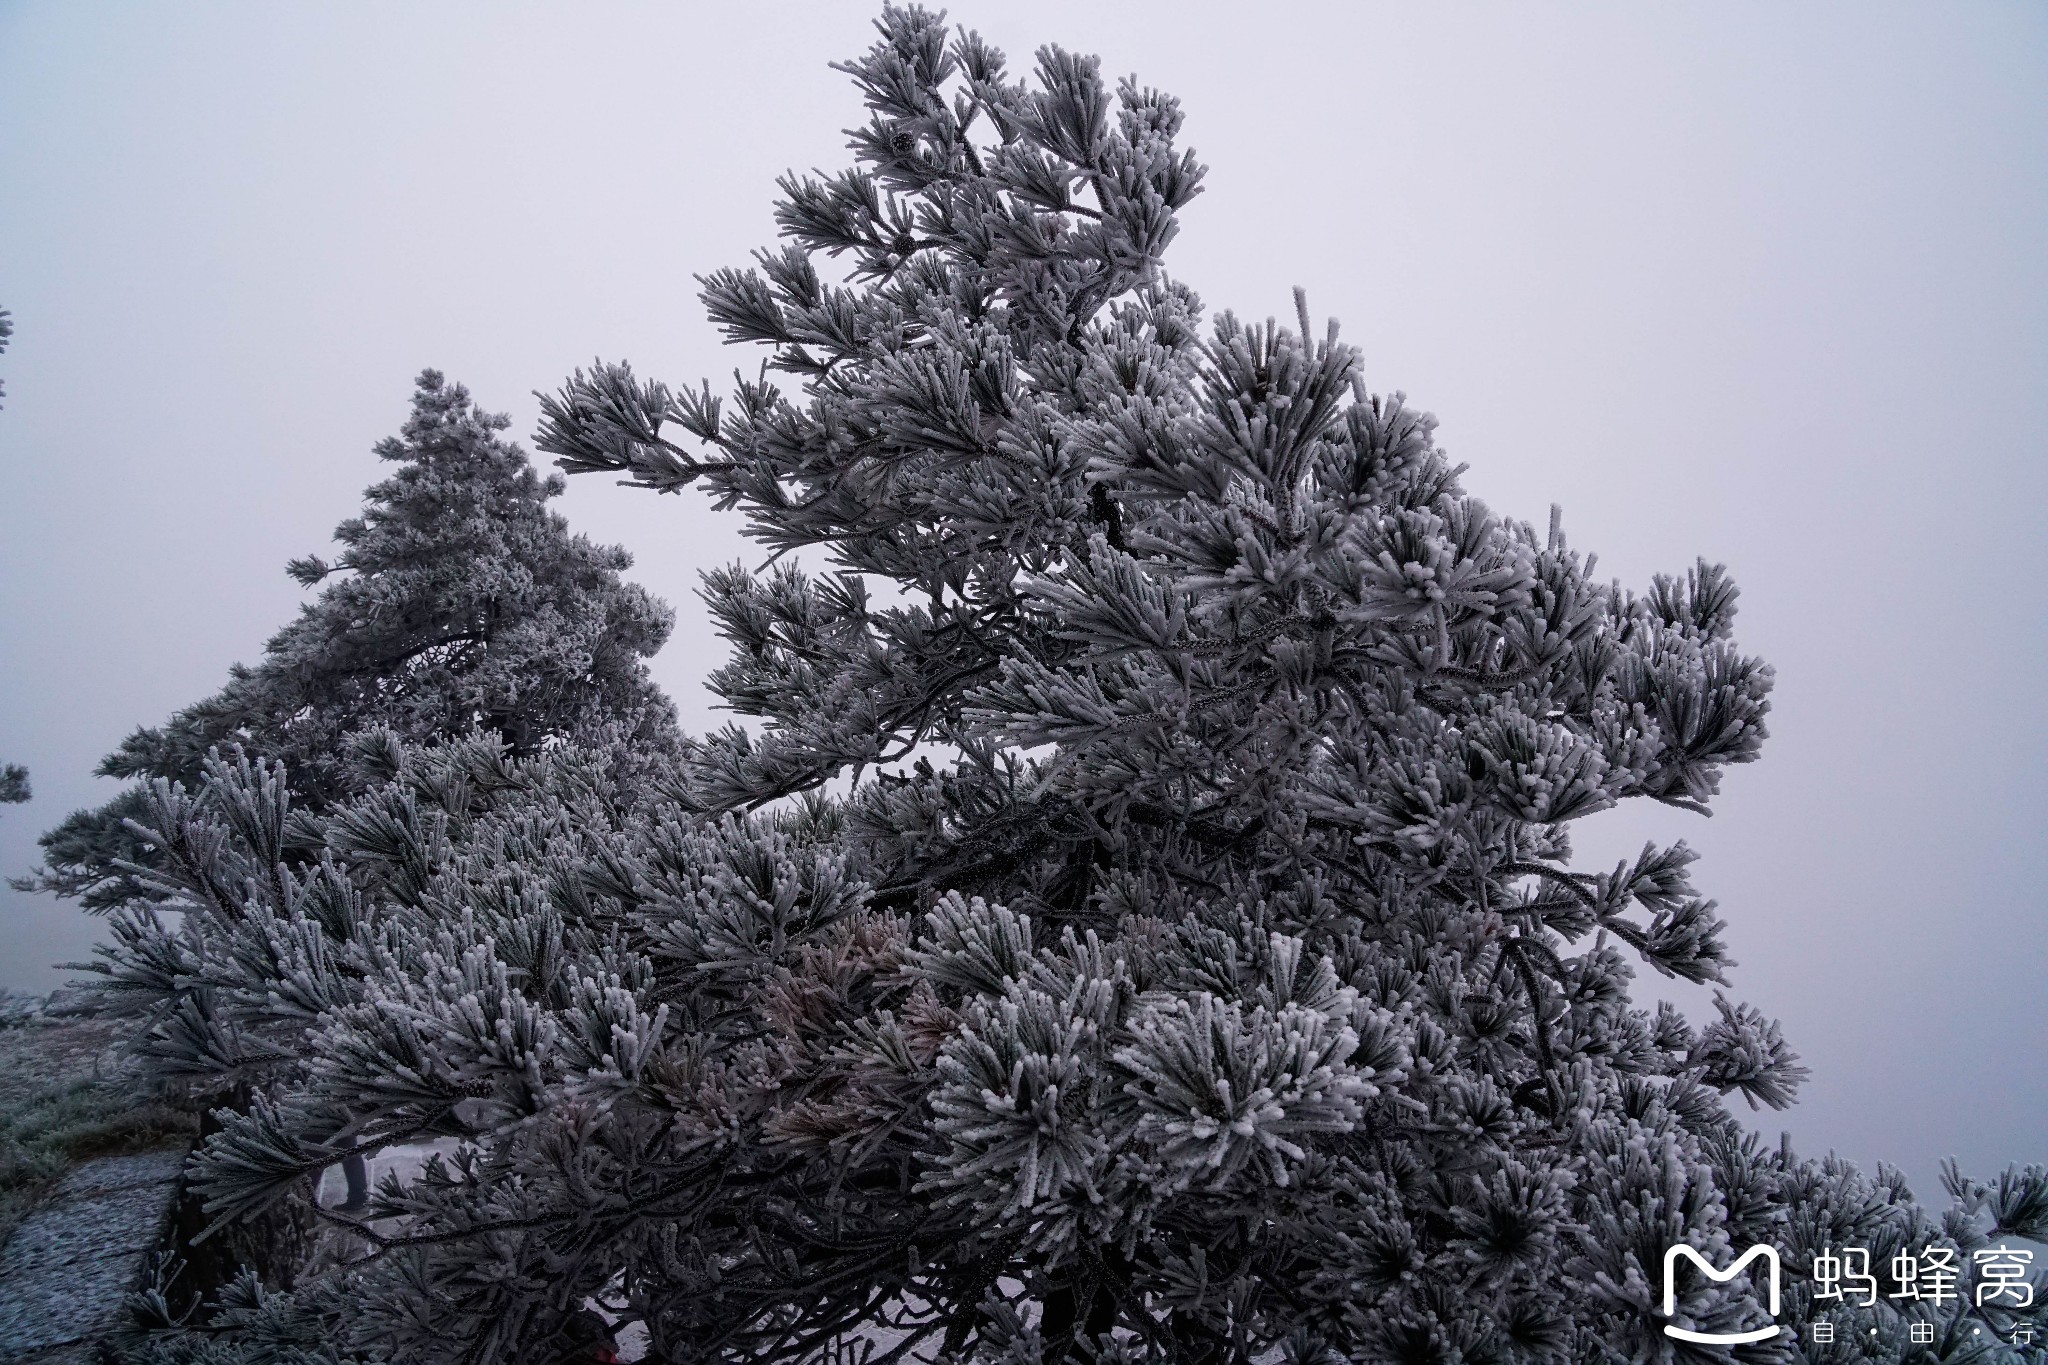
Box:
[91, 9, 2045, 1364]
[27, 370, 678, 913]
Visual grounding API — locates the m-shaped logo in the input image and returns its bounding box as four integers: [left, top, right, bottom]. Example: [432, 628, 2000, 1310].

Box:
[1662, 1244, 1785, 1345]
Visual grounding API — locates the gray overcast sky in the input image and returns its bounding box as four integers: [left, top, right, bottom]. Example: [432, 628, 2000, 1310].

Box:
[1, 2, 2042, 1206]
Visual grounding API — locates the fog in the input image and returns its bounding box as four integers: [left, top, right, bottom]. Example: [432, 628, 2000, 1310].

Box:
[2, 1, 2041, 1206]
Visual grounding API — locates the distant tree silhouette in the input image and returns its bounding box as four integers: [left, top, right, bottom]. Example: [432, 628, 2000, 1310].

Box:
[28, 369, 676, 910]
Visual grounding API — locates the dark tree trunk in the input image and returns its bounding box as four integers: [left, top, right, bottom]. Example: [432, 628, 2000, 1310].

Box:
[161, 1088, 313, 1317]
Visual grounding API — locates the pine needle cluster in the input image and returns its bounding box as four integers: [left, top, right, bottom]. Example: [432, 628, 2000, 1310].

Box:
[81, 9, 2042, 1363]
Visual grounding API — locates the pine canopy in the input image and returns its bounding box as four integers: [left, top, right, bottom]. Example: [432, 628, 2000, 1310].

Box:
[93, 10, 2044, 1365]
[31, 370, 676, 911]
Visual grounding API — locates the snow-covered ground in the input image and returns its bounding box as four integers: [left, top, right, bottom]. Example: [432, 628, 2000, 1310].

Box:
[309, 1136, 464, 1208]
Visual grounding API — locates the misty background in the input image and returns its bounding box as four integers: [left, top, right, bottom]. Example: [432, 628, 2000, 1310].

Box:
[1, 2, 2041, 1208]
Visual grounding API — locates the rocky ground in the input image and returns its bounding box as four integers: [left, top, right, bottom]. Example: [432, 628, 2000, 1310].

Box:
[0, 998, 194, 1363]
[0, 1151, 184, 1363]
[0, 1001, 656, 1362]
[0, 1005, 129, 1103]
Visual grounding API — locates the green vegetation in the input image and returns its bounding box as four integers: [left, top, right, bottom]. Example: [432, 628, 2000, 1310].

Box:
[0, 1068, 194, 1246]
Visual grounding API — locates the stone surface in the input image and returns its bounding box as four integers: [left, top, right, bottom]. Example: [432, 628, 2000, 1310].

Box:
[8, 1346, 98, 1364]
[0, 1018, 130, 1111]
[51, 1152, 187, 1202]
[0, 1151, 181, 1363]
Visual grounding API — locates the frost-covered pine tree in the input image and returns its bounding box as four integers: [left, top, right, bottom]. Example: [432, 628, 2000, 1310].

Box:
[29, 369, 678, 911]
[98, 10, 2042, 1364]
[0, 764, 28, 810]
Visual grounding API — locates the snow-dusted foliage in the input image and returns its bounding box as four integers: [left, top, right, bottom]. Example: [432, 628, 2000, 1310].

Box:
[30, 370, 677, 911]
[0, 763, 28, 810]
[95, 10, 2042, 1364]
